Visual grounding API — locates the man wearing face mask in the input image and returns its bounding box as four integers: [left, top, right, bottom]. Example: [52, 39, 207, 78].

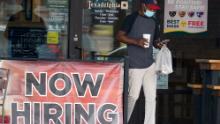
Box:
[116, 0, 163, 124]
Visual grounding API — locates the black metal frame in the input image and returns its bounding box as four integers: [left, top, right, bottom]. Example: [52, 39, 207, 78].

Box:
[123, 56, 129, 124]
[68, 0, 82, 59]
[24, 0, 33, 20]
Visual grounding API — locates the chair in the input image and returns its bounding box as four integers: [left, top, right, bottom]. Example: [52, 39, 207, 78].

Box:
[0, 68, 10, 124]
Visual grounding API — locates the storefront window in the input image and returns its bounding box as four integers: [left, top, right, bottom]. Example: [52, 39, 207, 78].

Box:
[0, 0, 68, 59]
[82, 0, 133, 61]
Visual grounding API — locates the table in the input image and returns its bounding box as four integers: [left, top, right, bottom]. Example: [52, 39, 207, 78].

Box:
[195, 59, 220, 124]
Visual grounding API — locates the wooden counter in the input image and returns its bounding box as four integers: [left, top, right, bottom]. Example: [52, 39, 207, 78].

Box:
[196, 59, 220, 70]
[207, 85, 220, 90]
[187, 83, 203, 89]
[196, 59, 220, 91]
[194, 59, 220, 124]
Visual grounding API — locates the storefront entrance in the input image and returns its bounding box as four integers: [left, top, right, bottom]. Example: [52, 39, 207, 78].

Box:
[1, 0, 220, 124]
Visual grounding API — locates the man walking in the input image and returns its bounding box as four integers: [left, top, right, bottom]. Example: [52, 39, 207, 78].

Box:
[116, 0, 163, 123]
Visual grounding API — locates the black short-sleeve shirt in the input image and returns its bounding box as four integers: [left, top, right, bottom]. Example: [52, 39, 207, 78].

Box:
[120, 12, 160, 68]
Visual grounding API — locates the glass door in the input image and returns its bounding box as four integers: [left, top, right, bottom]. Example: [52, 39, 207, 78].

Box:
[80, 0, 133, 61]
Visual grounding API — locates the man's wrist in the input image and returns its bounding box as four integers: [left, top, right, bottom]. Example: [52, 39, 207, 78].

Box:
[127, 38, 138, 46]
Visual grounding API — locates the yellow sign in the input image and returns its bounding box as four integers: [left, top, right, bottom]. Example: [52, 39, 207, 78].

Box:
[47, 32, 59, 44]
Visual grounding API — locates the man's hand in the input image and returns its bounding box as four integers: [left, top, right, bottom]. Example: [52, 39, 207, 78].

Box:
[156, 39, 170, 49]
[136, 38, 149, 48]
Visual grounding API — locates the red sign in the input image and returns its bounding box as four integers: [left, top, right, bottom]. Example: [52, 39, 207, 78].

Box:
[0, 60, 124, 124]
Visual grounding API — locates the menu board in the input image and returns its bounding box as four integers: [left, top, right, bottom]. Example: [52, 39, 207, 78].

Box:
[88, 0, 128, 24]
[8, 27, 47, 58]
[164, 0, 208, 34]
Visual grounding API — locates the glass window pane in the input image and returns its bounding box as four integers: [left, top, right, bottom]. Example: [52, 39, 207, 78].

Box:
[82, 0, 133, 61]
[0, 0, 69, 59]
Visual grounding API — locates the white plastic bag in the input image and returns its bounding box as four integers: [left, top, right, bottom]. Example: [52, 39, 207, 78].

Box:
[155, 45, 173, 74]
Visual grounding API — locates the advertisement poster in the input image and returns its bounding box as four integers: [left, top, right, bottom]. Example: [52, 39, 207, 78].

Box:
[46, 0, 68, 31]
[164, 0, 208, 34]
[0, 60, 124, 124]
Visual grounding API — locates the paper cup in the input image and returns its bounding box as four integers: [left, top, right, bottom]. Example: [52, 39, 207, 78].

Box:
[143, 34, 151, 48]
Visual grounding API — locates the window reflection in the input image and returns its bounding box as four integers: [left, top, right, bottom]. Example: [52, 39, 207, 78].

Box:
[82, 0, 131, 61]
[0, 0, 68, 59]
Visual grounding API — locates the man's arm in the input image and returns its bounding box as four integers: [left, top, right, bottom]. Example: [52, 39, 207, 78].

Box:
[116, 30, 148, 48]
[152, 24, 170, 49]
[117, 12, 148, 48]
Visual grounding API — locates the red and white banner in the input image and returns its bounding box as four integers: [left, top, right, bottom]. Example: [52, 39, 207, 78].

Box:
[0, 60, 124, 124]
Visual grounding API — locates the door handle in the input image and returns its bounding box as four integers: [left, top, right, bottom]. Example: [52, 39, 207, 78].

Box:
[73, 34, 78, 42]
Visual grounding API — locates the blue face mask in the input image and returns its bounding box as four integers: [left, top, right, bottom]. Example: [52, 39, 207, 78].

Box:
[144, 10, 155, 17]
